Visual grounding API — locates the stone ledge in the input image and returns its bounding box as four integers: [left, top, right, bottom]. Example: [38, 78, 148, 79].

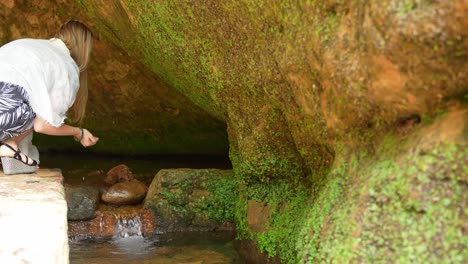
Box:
[0, 169, 69, 264]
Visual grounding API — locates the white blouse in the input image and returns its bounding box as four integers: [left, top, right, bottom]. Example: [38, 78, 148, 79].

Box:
[0, 38, 79, 127]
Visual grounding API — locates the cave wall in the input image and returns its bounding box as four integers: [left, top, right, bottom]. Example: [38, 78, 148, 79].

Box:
[71, 0, 466, 183]
[68, 1, 467, 262]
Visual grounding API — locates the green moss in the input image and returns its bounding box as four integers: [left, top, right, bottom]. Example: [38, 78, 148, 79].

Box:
[123, 0, 224, 117]
[233, 148, 303, 184]
[296, 149, 359, 263]
[256, 186, 309, 261]
[198, 175, 238, 222]
[297, 137, 467, 263]
[234, 188, 250, 239]
[161, 190, 185, 209]
[230, 128, 466, 264]
[355, 143, 466, 263]
[396, 0, 436, 18]
[155, 170, 238, 224]
[234, 179, 309, 263]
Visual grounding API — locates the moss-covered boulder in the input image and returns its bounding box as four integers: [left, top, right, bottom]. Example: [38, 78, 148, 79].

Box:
[144, 168, 237, 232]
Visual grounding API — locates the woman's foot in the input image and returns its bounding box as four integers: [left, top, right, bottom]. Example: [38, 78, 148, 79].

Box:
[0, 141, 37, 166]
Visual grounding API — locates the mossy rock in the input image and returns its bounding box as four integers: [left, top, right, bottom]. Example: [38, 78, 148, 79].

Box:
[144, 168, 237, 232]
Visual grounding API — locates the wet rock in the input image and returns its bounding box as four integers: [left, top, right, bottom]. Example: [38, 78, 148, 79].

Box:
[101, 180, 147, 205]
[247, 200, 273, 233]
[144, 168, 236, 232]
[68, 205, 155, 239]
[104, 164, 134, 186]
[65, 186, 99, 221]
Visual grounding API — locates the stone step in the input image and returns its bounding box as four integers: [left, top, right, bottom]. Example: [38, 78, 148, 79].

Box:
[0, 169, 68, 264]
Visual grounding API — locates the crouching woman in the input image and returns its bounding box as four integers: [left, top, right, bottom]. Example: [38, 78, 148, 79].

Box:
[0, 21, 99, 174]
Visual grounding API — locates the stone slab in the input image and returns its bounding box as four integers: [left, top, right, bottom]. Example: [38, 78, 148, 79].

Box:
[0, 169, 69, 264]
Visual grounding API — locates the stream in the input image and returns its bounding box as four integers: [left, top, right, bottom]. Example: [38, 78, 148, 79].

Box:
[40, 152, 241, 264]
[69, 232, 240, 264]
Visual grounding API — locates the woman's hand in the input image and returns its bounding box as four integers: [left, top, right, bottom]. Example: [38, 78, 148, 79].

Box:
[79, 128, 99, 147]
[33, 117, 99, 147]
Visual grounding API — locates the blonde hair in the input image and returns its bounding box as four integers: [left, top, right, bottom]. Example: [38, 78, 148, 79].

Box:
[56, 20, 93, 124]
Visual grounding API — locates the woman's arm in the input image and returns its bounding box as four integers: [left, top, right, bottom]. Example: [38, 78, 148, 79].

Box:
[33, 116, 99, 147]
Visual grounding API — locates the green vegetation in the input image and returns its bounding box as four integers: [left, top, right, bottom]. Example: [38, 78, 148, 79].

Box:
[200, 175, 238, 222]
[252, 182, 309, 261]
[153, 170, 238, 226]
[233, 135, 466, 263]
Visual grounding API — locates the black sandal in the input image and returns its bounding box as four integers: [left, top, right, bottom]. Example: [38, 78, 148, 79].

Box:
[0, 142, 38, 174]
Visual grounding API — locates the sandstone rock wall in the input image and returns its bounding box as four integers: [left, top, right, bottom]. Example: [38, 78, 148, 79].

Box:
[72, 0, 467, 183]
[73, 1, 466, 262]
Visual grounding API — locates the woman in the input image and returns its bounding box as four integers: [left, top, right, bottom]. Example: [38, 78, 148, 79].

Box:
[0, 21, 99, 174]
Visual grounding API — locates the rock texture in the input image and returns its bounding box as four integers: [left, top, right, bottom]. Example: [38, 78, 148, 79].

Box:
[65, 186, 100, 220]
[72, 0, 467, 184]
[104, 164, 134, 186]
[68, 205, 155, 239]
[144, 169, 236, 232]
[0, 169, 69, 264]
[101, 180, 148, 205]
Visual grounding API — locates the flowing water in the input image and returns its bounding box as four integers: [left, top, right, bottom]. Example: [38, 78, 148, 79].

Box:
[114, 216, 143, 238]
[69, 229, 240, 264]
[40, 153, 241, 264]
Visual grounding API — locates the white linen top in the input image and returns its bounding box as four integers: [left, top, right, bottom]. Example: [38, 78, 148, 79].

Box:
[0, 38, 79, 127]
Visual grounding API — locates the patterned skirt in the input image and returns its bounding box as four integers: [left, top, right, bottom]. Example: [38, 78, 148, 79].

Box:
[0, 82, 36, 141]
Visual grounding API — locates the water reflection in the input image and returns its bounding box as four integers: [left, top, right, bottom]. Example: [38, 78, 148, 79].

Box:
[70, 232, 241, 264]
[39, 152, 232, 186]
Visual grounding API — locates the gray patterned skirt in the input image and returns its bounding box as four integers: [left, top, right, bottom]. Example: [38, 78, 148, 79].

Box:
[0, 82, 36, 141]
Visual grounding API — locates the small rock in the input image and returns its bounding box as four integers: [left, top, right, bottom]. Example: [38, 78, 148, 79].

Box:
[65, 186, 100, 221]
[104, 164, 134, 186]
[101, 180, 148, 205]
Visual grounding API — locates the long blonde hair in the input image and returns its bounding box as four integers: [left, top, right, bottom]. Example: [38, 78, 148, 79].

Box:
[56, 20, 93, 124]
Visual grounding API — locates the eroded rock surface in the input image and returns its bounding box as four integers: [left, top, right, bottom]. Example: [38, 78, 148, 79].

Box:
[104, 164, 134, 186]
[0, 169, 68, 263]
[65, 186, 100, 221]
[144, 169, 236, 232]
